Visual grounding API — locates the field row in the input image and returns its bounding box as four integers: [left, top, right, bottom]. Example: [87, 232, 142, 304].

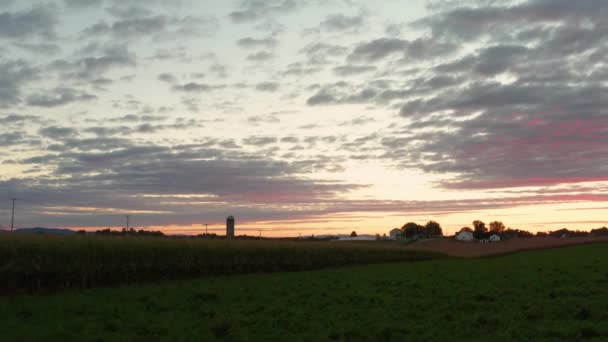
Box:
[0, 235, 444, 294]
[1, 243, 607, 340]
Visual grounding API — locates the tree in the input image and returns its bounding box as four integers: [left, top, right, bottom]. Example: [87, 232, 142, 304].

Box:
[350, 231, 357, 237]
[401, 222, 424, 238]
[425, 221, 443, 237]
[459, 227, 473, 233]
[473, 220, 488, 239]
[488, 221, 505, 234]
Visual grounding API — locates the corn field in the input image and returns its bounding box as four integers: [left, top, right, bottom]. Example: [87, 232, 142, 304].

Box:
[0, 234, 444, 294]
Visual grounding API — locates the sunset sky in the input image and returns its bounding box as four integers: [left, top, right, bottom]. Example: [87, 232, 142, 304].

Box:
[1, 0, 607, 236]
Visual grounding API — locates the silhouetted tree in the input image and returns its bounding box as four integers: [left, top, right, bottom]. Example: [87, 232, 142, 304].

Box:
[401, 222, 424, 238]
[350, 231, 357, 237]
[488, 221, 505, 234]
[591, 227, 608, 237]
[473, 220, 488, 239]
[502, 228, 534, 238]
[425, 220, 443, 237]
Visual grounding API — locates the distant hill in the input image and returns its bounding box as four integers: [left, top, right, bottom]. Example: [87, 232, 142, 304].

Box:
[15, 227, 77, 235]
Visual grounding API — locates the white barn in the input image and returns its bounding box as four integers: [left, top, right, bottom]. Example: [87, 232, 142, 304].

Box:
[489, 234, 501, 242]
[389, 228, 402, 240]
[455, 231, 474, 242]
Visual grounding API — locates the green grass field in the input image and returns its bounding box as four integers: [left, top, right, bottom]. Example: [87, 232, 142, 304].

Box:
[1, 243, 607, 341]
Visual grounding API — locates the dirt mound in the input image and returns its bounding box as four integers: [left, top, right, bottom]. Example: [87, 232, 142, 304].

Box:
[407, 236, 608, 257]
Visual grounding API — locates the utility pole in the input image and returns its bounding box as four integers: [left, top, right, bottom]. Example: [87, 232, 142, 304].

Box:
[125, 215, 130, 231]
[10, 198, 17, 231]
[205, 223, 208, 235]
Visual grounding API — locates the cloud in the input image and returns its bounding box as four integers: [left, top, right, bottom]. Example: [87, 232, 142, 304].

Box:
[50, 43, 136, 81]
[255, 82, 279, 92]
[348, 37, 456, 62]
[1, 138, 363, 226]
[0, 59, 39, 107]
[347, 38, 408, 61]
[39, 126, 79, 139]
[26, 88, 97, 107]
[237, 37, 278, 49]
[63, 0, 102, 9]
[300, 0, 608, 192]
[243, 136, 278, 146]
[320, 13, 364, 32]
[0, 114, 41, 125]
[333, 65, 376, 76]
[246, 51, 275, 62]
[172, 82, 224, 92]
[0, 4, 57, 39]
[82, 15, 218, 41]
[14, 42, 62, 55]
[229, 0, 297, 23]
[158, 73, 177, 83]
[300, 42, 348, 65]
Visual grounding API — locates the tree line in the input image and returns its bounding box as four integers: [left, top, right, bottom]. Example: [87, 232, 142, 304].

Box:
[400, 221, 444, 238]
[458, 220, 608, 239]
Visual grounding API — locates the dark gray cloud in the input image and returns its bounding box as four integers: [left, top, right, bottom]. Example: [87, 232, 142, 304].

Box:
[172, 82, 225, 92]
[14, 42, 62, 55]
[63, 0, 102, 9]
[26, 87, 97, 107]
[0, 114, 41, 125]
[1, 136, 363, 227]
[229, 0, 297, 23]
[0, 59, 39, 107]
[255, 81, 279, 92]
[82, 14, 218, 41]
[333, 64, 376, 76]
[303, 0, 608, 191]
[320, 13, 364, 32]
[0, 4, 57, 39]
[158, 72, 177, 83]
[51, 43, 136, 81]
[348, 37, 456, 62]
[281, 62, 321, 76]
[237, 37, 279, 49]
[246, 51, 275, 62]
[242, 136, 278, 146]
[300, 42, 348, 65]
[39, 126, 79, 139]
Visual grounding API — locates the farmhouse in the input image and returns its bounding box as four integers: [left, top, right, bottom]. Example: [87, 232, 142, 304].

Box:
[489, 234, 501, 242]
[389, 228, 402, 240]
[455, 230, 474, 242]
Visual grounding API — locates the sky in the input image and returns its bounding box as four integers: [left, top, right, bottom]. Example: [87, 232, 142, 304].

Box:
[1, 0, 608, 236]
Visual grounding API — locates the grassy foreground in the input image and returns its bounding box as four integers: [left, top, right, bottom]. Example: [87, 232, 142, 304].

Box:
[0, 234, 442, 294]
[2, 243, 607, 341]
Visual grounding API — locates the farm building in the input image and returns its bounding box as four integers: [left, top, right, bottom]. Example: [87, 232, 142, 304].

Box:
[489, 234, 501, 242]
[389, 228, 402, 240]
[455, 230, 474, 242]
[226, 216, 235, 238]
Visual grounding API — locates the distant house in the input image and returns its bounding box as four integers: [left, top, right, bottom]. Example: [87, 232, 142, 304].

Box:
[489, 234, 501, 242]
[455, 230, 474, 242]
[389, 228, 402, 240]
